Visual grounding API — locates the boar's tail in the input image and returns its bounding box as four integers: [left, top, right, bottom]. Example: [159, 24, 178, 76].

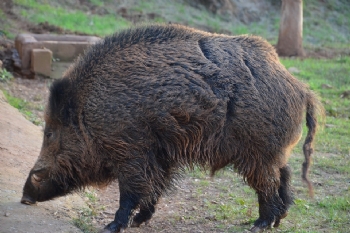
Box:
[302, 91, 324, 198]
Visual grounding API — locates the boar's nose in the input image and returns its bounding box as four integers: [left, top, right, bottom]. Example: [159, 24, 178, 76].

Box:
[21, 194, 37, 205]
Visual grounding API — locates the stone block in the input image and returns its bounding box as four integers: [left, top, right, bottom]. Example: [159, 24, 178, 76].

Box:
[15, 34, 38, 71]
[31, 48, 53, 77]
[15, 34, 101, 74]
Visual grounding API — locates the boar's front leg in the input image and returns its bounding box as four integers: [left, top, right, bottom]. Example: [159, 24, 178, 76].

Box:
[101, 156, 164, 233]
[102, 187, 139, 233]
[101, 160, 143, 233]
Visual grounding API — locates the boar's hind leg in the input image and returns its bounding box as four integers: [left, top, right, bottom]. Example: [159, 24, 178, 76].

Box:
[130, 198, 158, 227]
[250, 191, 286, 232]
[274, 165, 293, 227]
[250, 167, 289, 232]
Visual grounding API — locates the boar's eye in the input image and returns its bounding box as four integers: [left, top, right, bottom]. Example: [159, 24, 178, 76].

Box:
[45, 132, 53, 139]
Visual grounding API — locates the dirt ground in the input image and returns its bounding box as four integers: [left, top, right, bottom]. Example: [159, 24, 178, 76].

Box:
[0, 90, 87, 233]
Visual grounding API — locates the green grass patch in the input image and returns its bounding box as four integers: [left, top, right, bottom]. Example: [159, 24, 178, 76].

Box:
[72, 208, 97, 233]
[186, 56, 350, 232]
[11, 0, 350, 49]
[0, 68, 13, 82]
[2, 90, 42, 125]
[318, 196, 350, 211]
[88, 0, 105, 7]
[72, 190, 101, 233]
[303, 0, 350, 46]
[14, 0, 131, 36]
[3, 90, 28, 111]
[281, 56, 350, 155]
[130, 1, 156, 12]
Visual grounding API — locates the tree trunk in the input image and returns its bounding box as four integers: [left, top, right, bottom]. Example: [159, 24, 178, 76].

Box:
[276, 0, 305, 57]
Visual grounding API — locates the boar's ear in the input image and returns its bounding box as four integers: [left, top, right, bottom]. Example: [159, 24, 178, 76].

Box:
[48, 78, 76, 126]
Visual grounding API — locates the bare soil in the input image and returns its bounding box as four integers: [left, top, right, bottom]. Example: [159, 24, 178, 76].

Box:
[0, 90, 86, 233]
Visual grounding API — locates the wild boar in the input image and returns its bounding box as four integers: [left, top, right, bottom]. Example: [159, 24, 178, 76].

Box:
[21, 24, 323, 232]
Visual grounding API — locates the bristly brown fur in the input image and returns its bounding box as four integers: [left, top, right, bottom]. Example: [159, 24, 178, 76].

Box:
[23, 24, 324, 232]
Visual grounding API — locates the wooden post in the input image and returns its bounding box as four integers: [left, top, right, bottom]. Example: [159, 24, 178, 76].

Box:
[276, 0, 305, 57]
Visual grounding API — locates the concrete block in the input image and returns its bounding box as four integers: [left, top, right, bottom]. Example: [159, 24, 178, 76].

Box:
[31, 48, 52, 77]
[15, 34, 39, 71]
[41, 41, 90, 61]
[15, 34, 101, 73]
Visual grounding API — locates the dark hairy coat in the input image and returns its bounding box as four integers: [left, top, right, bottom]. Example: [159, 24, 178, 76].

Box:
[22, 24, 323, 232]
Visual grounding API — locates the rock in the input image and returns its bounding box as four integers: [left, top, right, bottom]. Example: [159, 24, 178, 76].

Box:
[340, 90, 350, 99]
[288, 67, 300, 74]
[205, 215, 216, 221]
[5, 212, 10, 217]
[321, 84, 333, 89]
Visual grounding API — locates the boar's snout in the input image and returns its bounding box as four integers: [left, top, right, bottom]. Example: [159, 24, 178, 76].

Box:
[21, 194, 37, 205]
[21, 170, 47, 205]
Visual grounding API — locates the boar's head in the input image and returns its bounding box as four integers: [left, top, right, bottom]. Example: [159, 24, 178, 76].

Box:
[21, 78, 85, 205]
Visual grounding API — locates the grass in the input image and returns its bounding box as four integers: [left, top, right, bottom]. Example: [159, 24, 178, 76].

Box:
[72, 190, 101, 233]
[3, 90, 27, 110]
[183, 56, 350, 232]
[185, 154, 349, 232]
[303, 0, 350, 47]
[72, 208, 97, 233]
[0, 9, 15, 38]
[2, 90, 43, 125]
[280, 56, 350, 155]
[9, 0, 350, 51]
[0, 68, 13, 82]
[14, 0, 131, 36]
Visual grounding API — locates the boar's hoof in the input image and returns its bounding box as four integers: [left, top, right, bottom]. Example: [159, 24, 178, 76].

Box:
[99, 229, 124, 233]
[20, 195, 37, 205]
[130, 221, 141, 228]
[273, 212, 288, 228]
[250, 225, 265, 233]
[100, 221, 125, 233]
[250, 218, 274, 232]
[99, 228, 125, 233]
[130, 219, 150, 228]
[250, 212, 288, 232]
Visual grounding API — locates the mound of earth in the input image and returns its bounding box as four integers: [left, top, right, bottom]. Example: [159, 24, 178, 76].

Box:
[0, 90, 86, 233]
